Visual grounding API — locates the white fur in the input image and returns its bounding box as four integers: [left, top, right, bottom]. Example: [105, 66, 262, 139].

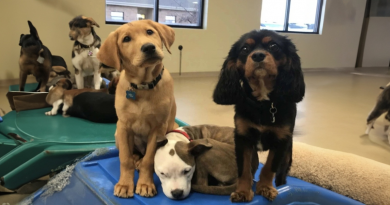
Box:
[62, 103, 70, 117]
[72, 33, 102, 89]
[45, 99, 63, 116]
[154, 130, 195, 199]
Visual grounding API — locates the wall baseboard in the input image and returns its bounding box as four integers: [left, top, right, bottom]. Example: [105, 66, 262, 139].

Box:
[0, 67, 365, 87]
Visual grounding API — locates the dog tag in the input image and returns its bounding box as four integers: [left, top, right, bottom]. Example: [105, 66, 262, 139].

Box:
[126, 90, 136, 100]
[37, 56, 44, 64]
[88, 51, 93, 56]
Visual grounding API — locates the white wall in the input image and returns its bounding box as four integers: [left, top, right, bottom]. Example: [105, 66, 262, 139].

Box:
[0, 0, 261, 80]
[362, 17, 390, 67]
[281, 0, 366, 69]
[0, 0, 367, 81]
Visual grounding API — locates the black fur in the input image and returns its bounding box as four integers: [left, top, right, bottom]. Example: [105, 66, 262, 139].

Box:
[213, 30, 305, 188]
[66, 92, 117, 123]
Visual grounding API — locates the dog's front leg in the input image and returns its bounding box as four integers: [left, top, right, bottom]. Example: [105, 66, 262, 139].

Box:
[255, 150, 278, 201]
[74, 67, 84, 89]
[45, 99, 63, 116]
[230, 136, 254, 202]
[39, 73, 49, 92]
[93, 70, 102, 90]
[114, 120, 135, 198]
[135, 129, 160, 197]
[19, 71, 27, 91]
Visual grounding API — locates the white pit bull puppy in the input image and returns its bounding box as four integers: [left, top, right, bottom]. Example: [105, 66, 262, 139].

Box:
[154, 125, 259, 199]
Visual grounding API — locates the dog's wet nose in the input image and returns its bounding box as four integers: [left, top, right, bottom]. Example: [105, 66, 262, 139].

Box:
[171, 189, 183, 199]
[69, 36, 74, 40]
[141, 43, 156, 54]
[252, 52, 266, 62]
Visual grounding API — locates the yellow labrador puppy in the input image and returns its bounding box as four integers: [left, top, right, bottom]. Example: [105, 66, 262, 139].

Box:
[97, 20, 177, 198]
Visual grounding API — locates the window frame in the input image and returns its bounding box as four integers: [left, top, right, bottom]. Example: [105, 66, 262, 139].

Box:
[105, 0, 205, 29]
[261, 0, 324, 34]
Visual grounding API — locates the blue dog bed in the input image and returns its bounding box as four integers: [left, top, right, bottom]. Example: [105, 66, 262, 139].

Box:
[22, 147, 363, 205]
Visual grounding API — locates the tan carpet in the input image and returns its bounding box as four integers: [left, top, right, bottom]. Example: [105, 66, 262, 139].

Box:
[259, 142, 390, 205]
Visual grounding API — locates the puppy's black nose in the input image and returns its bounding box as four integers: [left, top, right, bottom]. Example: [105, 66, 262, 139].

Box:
[141, 43, 156, 54]
[69, 36, 74, 40]
[252, 52, 266, 62]
[171, 189, 183, 199]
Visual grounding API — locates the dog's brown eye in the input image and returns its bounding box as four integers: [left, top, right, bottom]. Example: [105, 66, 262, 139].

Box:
[160, 172, 165, 176]
[146, 29, 154, 35]
[269, 44, 279, 52]
[241, 46, 249, 52]
[183, 169, 190, 175]
[123, 36, 131, 42]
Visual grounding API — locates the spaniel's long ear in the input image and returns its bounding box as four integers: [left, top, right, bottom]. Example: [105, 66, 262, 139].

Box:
[272, 41, 305, 103]
[213, 59, 244, 105]
[97, 31, 121, 70]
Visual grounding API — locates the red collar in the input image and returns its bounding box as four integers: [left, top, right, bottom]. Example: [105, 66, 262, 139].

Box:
[167, 129, 192, 141]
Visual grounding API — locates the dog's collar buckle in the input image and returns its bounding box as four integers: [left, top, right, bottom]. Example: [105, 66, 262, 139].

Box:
[130, 67, 164, 90]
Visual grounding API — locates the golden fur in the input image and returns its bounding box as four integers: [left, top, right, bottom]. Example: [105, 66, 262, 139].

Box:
[97, 20, 177, 198]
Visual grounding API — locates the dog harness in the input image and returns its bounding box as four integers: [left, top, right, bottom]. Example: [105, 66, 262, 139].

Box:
[126, 67, 164, 100]
[167, 129, 192, 141]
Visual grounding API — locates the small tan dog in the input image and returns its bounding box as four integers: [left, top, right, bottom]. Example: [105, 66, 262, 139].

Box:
[45, 78, 106, 116]
[97, 20, 177, 198]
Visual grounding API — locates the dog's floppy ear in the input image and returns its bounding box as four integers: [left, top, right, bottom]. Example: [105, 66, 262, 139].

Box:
[98, 31, 121, 70]
[271, 40, 305, 103]
[187, 139, 212, 156]
[64, 79, 73, 90]
[156, 138, 169, 149]
[28, 21, 39, 40]
[148, 20, 175, 54]
[82, 16, 100, 28]
[213, 59, 244, 105]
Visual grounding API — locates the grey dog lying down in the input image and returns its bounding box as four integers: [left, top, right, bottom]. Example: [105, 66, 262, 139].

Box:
[154, 125, 259, 199]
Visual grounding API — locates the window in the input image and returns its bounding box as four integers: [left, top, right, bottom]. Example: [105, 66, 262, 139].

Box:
[111, 12, 124, 21]
[137, 14, 146, 20]
[260, 0, 323, 33]
[105, 0, 205, 29]
[165, 15, 176, 24]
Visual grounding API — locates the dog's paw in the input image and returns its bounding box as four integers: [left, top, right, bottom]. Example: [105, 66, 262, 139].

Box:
[230, 190, 254, 202]
[45, 111, 56, 116]
[135, 180, 157, 197]
[255, 183, 278, 201]
[62, 113, 70, 117]
[114, 181, 134, 198]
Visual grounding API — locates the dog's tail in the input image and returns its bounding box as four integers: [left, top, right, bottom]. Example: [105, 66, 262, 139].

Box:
[191, 183, 236, 195]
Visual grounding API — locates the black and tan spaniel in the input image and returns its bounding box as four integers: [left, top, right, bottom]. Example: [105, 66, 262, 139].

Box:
[213, 30, 305, 202]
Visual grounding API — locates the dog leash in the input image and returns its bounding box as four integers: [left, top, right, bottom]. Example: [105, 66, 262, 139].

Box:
[126, 67, 164, 100]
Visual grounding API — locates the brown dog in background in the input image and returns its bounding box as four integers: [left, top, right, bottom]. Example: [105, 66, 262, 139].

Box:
[19, 21, 69, 92]
[97, 20, 177, 198]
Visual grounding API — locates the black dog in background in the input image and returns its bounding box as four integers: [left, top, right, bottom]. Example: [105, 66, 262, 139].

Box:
[66, 92, 117, 123]
[213, 30, 305, 202]
[19, 21, 70, 92]
[66, 78, 119, 123]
